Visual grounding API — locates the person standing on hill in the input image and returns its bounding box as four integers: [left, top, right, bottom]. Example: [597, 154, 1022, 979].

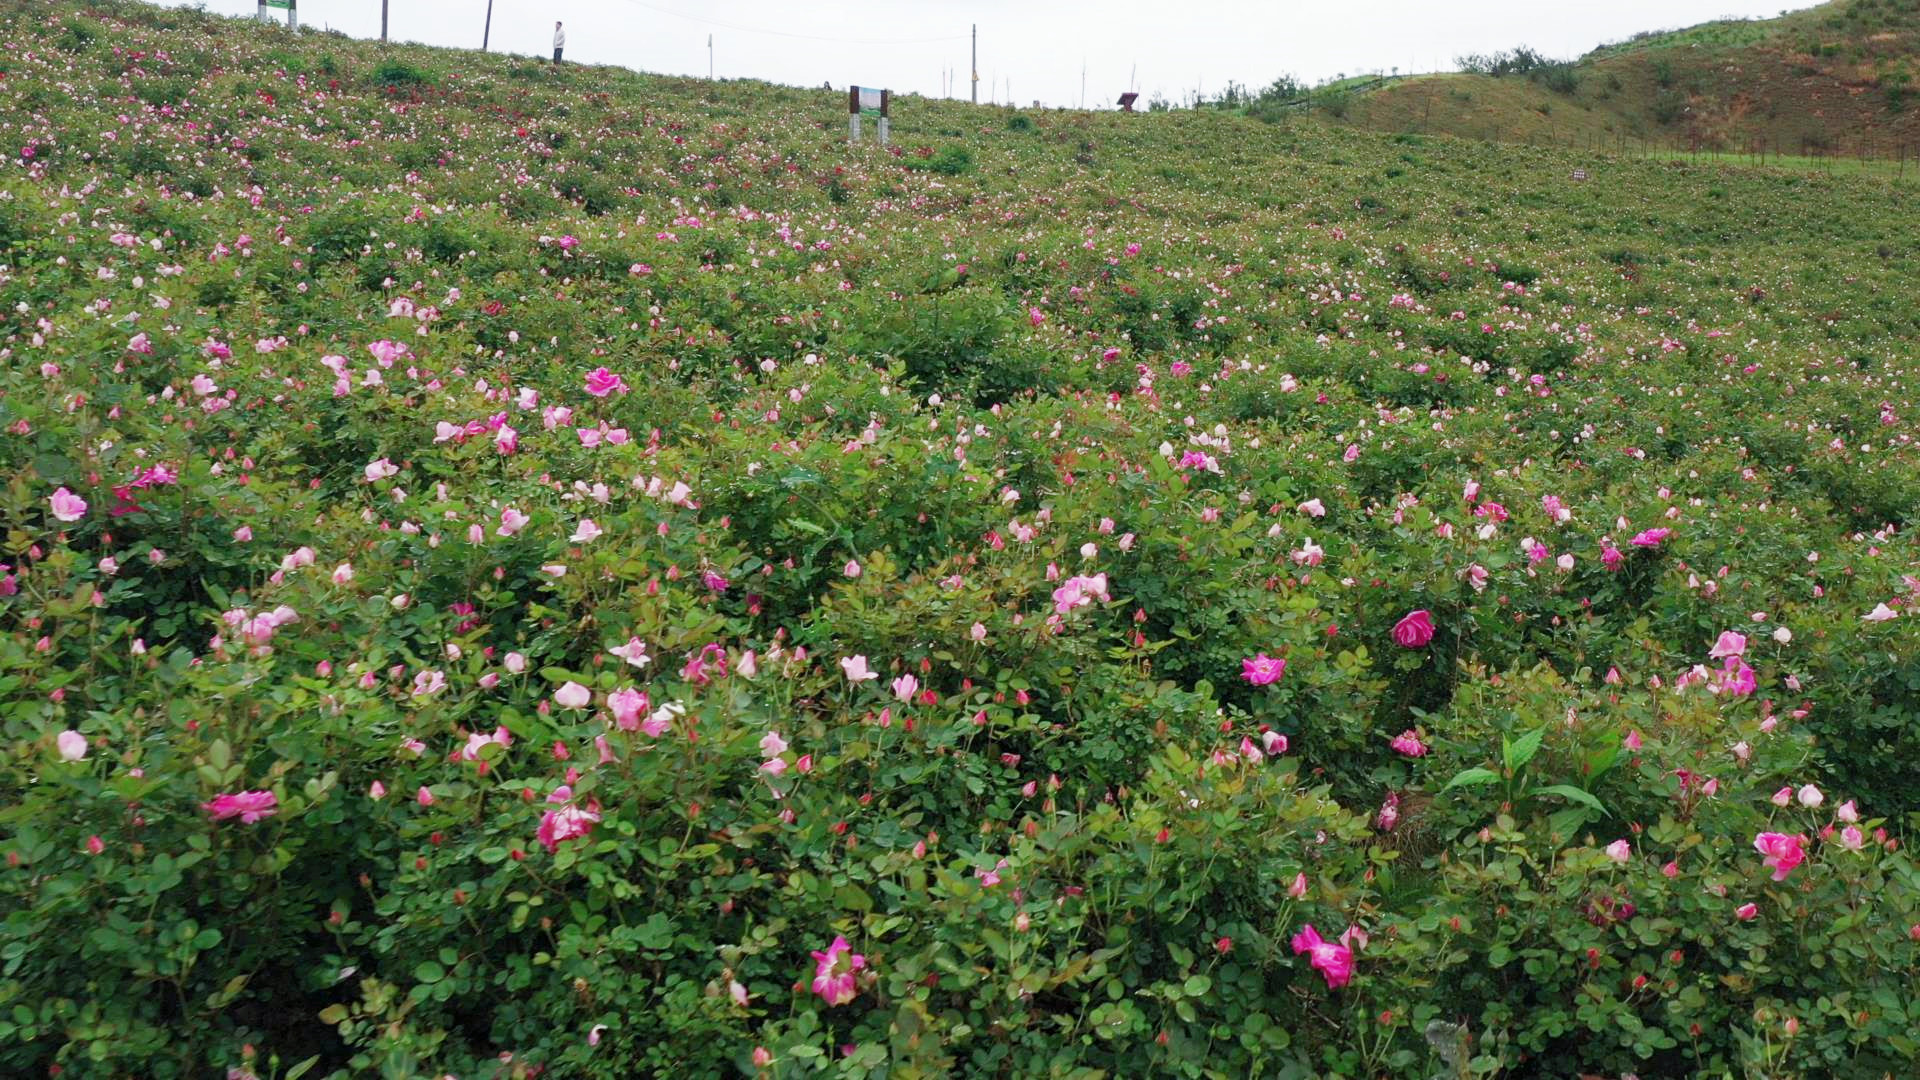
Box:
[553, 22, 566, 64]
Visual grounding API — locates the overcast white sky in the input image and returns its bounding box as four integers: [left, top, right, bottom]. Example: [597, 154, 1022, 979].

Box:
[157, 0, 1819, 107]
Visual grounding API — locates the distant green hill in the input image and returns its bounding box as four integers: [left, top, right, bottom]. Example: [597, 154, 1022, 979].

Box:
[1344, 0, 1920, 157]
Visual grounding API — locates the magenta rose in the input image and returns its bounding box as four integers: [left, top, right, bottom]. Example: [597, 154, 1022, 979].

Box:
[1392, 609, 1435, 649]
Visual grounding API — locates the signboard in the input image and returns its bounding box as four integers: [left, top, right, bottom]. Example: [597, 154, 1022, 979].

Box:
[847, 85, 890, 146]
[1570, 168, 1589, 181]
[264, 0, 290, 6]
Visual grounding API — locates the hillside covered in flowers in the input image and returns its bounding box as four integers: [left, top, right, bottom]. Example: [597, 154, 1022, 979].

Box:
[3, 2, 1918, 1077]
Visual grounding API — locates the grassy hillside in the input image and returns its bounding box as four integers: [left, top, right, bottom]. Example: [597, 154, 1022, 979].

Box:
[3, 1, 1919, 1078]
[1349, 0, 1920, 156]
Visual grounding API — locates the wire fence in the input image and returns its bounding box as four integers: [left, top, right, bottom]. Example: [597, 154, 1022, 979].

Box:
[1456, 126, 1920, 183]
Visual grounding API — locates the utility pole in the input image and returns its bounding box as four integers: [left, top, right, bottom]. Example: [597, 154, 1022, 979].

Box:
[1081, 59, 1086, 110]
[381, 0, 388, 42]
[708, 34, 713, 78]
[482, 0, 493, 51]
[971, 25, 977, 104]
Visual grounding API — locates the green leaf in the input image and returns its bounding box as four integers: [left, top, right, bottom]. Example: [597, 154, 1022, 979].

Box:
[413, 961, 445, 984]
[1534, 784, 1605, 812]
[1547, 806, 1592, 841]
[833, 884, 874, 913]
[1441, 767, 1500, 792]
[634, 913, 675, 949]
[1585, 742, 1622, 782]
[1504, 728, 1545, 772]
[1182, 974, 1213, 997]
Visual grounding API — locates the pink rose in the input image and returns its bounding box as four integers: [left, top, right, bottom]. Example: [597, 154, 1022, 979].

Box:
[809, 935, 866, 1006]
[56, 730, 88, 762]
[1708, 630, 1747, 659]
[1391, 609, 1435, 649]
[583, 367, 628, 397]
[1753, 831, 1808, 882]
[1290, 924, 1355, 989]
[1241, 653, 1286, 686]
[201, 790, 278, 823]
[49, 487, 88, 523]
[536, 785, 602, 853]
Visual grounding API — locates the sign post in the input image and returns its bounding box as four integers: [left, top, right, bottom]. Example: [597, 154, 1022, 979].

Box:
[262, 0, 295, 29]
[848, 86, 890, 145]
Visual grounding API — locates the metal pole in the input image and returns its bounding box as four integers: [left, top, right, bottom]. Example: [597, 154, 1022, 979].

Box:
[709, 34, 713, 79]
[971, 25, 977, 104]
[381, 0, 388, 42]
[482, 0, 492, 51]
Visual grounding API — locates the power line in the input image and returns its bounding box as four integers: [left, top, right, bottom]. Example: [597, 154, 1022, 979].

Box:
[611, 0, 967, 46]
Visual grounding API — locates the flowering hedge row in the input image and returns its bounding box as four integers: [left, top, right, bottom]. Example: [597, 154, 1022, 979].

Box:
[2, 2, 1918, 1078]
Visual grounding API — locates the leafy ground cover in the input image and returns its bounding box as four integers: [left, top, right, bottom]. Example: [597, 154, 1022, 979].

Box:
[2, 1, 1918, 1078]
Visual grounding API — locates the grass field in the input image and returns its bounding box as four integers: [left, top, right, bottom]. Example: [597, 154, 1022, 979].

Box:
[1350, 0, 1920, 162]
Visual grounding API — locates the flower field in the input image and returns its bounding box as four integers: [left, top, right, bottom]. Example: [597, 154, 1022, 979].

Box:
[3, 2, 1919, 1077]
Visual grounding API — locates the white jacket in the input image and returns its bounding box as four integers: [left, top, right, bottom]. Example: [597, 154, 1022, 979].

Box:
[554, 27, 566, 48]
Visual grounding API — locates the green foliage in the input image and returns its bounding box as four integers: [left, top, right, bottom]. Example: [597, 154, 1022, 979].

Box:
[1456, 45, 1561, 78]
[1, 2, 1918, 1079]
[1650, 88, 1686, 124]
[370, 61, 432, 88]
[55, 16, 96, 52]
[912, 145, 974, 176]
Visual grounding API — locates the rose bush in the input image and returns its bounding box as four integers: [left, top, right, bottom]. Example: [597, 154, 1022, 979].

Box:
[1, 2, 1917, 1078]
